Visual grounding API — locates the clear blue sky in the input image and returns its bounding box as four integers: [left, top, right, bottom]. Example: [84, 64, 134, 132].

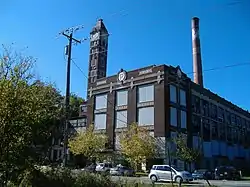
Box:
[1, 0, 250, 110]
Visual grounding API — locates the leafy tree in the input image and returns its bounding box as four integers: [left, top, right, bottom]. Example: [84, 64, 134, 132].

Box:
[173, 134, 201, 171]
[68, 124, 108, 162]
[69, 93, 84, 118]
[0, 46, 62, 184]
[119, 123, 160, 171]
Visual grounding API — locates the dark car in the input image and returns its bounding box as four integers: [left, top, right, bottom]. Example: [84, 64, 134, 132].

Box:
[192, 169, 213, 180]
[214, 166, 241, 180]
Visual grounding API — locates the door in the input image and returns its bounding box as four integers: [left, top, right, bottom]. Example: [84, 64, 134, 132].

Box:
[156, 166, 172, 180]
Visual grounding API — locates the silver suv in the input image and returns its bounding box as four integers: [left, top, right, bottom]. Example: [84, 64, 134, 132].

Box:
[148, 165, 193, 183]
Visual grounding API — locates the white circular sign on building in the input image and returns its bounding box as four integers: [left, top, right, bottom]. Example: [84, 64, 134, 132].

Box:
[118, 71, 127, 82]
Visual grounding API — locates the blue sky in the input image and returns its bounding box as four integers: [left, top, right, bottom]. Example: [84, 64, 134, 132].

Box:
[1, 0, 250, 110]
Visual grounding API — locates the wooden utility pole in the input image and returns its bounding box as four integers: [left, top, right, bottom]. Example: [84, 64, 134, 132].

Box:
[58, 25, 83, 166]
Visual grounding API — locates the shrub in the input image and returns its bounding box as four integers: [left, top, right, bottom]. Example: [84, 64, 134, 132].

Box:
[18, 167, 75, 187]
[73, 172, 115, 187]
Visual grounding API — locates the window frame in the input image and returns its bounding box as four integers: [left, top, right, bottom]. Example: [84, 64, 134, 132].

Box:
[170, 107, 177, 127]
[95, 94, 108, 110]
[170, 84, 177, 103]
[94, 113, 107, 130]
[116, 90, 128, 107]
[137, 106, 154, 126]
[137, 84, 154, 103]
[115, 110, 128, 128]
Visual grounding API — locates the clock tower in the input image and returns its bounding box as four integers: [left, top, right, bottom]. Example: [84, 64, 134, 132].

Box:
[88, 19, 109, 87]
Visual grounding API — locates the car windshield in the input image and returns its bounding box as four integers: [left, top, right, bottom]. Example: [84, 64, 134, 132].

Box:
[171, 166, 182, 172]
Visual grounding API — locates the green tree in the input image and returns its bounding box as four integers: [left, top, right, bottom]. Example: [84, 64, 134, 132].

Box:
[69, 93, 84, 118]
[119, 123, 160, 171]
[173, 134, 201, 171]
[68, 124, 108, 162]
[0, 46, 62, 184]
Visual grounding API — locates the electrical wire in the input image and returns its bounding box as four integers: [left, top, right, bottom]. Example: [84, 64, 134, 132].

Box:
[71, 59, 128, 125]
[71, 58, 250, 126]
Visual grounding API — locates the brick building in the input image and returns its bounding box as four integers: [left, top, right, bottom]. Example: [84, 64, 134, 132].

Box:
[84, 18, 250, 170]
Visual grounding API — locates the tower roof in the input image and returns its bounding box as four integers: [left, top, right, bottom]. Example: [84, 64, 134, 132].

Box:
[90, 19, 108, 34]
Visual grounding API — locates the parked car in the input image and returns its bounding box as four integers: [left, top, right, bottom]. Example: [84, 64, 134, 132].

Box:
[82, 163, 97, 173]
[95, 162, 112, 173]
[148, 165, 193, 183]
[192, 169, 213, 180]
[214, 166, 241, 180]
[110, 165, 135, 176]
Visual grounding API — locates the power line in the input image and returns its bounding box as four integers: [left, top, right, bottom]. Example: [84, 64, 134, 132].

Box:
[168, 62, 250, 86]
[71, 58, 250, 126]
[71, 59, 127, 125]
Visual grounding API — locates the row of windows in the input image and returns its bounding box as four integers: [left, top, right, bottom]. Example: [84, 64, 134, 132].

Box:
[95, 84, 187, 109]
[170, 85, 186, 106]
[192, 115, 250, 144]
[94, 84, 188, 130]
[94, 106, 155, 130]
[192, 95, 250, 130]
[94, 84, 154, 110]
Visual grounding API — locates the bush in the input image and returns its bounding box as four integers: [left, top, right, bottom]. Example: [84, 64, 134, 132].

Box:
[17, 167, 75, 187]
[74, 172, 115, 187]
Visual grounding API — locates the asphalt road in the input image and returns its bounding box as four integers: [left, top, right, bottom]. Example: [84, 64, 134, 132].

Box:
[111, 176, 250, 187]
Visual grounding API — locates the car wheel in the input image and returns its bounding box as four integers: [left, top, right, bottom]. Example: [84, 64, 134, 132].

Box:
[175, 176, 183, 183]
[150, 175, 157, 182]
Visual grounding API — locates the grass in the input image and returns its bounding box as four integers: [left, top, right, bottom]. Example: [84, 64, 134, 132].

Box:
[135, 172, 148, 177]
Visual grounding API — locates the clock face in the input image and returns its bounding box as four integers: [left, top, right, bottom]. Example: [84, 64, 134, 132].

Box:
[118, 71, 126, 82]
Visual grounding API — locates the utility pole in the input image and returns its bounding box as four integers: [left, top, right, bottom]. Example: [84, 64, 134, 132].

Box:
[58, 25, 83, 166]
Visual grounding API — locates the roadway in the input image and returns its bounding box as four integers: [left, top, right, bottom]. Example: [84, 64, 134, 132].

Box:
[111, 176, 250, 187]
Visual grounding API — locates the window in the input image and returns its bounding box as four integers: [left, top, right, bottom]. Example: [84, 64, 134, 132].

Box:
[138, 107, 154, 126]
[210, 104, 217, 119]
[192, 95, 200, 114]
[78, 118, 87, 127]
[138, 85, 154, 103]
[116, 111, 127, 128]
[180, 89, 186, 106]
[201, 99, 209, 117]
[94, 113, 106, 130]
[156, 166, 171, 171]
[170, 85, 177, 103]
[218, 107, 224, 122]
[180, 110, 187, 129]
[231, 114, 236, 124]
[95, 94, 107, 110]
[227, 126, 232, 142]
[116, 90, 128, 106]
[70, 120, 78, 127]
[202, 118, 210, 141]
[170, 107, 177, 127]
[211, 121, 218, 140]
[225, 111, 231, 124]
[170, 131, 178, 151]
[192, 115, 200, 134]
[219, 123, 226, 140]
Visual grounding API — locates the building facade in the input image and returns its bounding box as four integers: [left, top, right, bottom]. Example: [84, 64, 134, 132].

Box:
[84, 19, 250, 170]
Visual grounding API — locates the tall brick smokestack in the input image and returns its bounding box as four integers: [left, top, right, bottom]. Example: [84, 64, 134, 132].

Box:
[192, 17, 204, 87]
